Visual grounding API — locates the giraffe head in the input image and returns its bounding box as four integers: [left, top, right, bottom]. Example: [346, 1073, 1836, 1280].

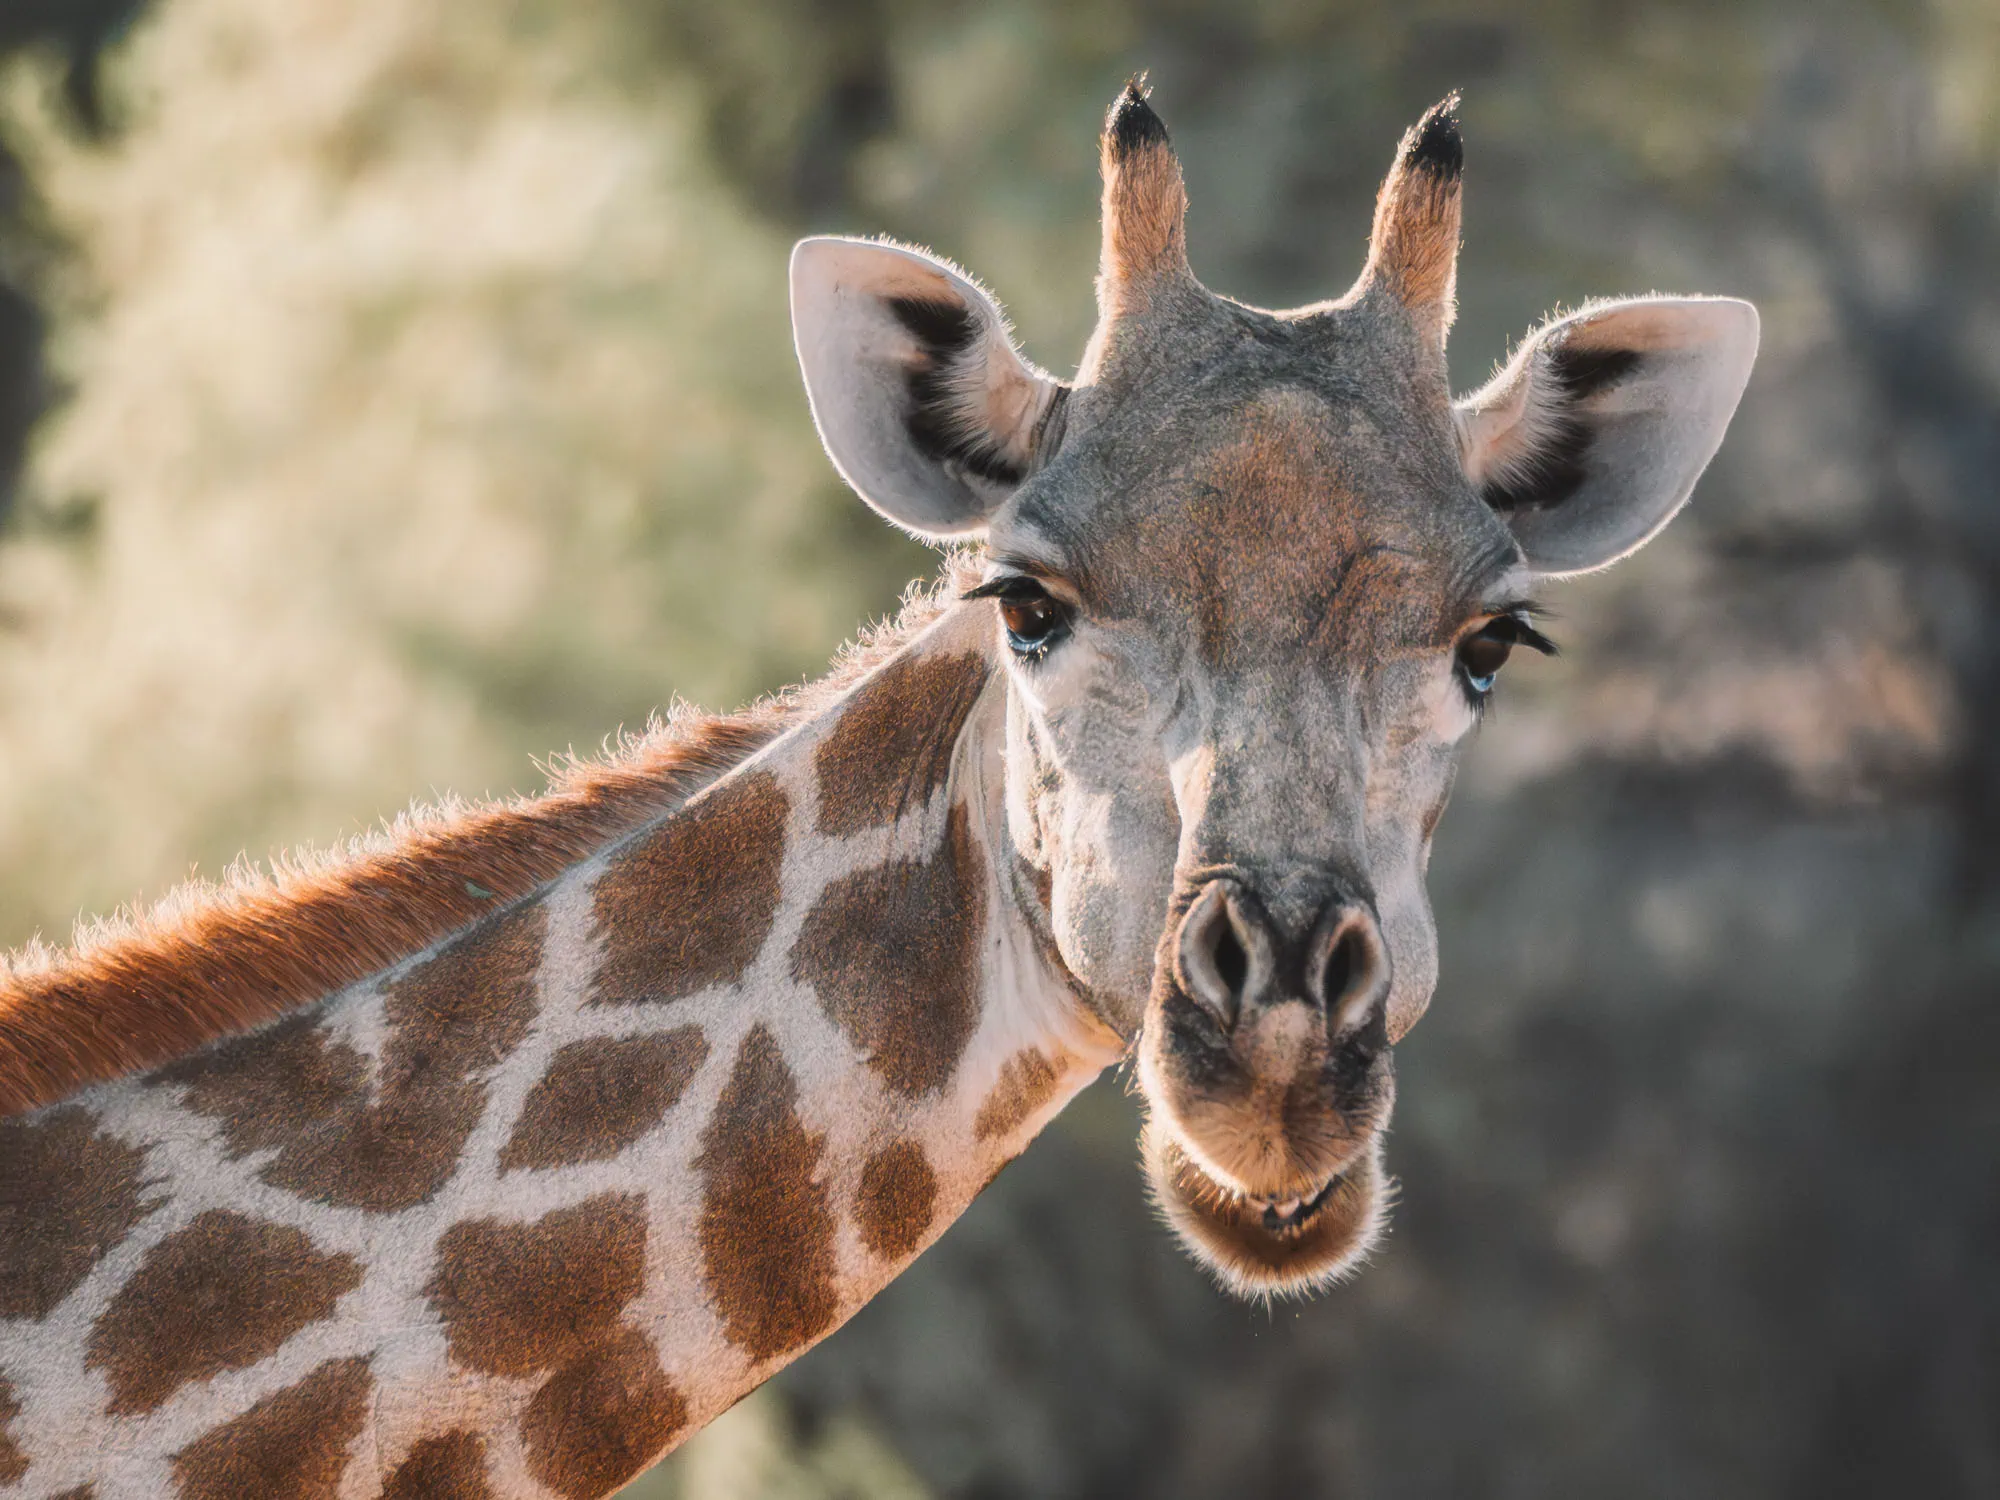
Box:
[791, 85, 1756, 1296]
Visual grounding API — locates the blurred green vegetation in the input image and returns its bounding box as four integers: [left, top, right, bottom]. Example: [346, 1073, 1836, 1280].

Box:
[2, 0, 1997, 1495]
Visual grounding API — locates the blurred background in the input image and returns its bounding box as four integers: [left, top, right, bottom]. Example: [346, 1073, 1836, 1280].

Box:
[1, 1, 1995, 1495]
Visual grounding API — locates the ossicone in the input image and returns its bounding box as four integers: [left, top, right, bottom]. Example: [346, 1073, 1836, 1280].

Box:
[1094, 77, 1194, 327]
[1355, 93, 1465, 353]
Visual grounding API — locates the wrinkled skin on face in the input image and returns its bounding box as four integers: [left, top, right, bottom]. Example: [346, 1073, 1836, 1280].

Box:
[791, 85, 1757, 1296]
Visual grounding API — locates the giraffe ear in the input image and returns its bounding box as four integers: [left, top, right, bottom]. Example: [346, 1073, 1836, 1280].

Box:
[1454, 296, 1758, 576]
[791, 237, 1069, 540]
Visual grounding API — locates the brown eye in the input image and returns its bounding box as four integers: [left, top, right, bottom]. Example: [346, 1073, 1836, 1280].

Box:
[973, 577, 1073, 659]
[1456, 613, 1557, 700]
[1000, 592, 1062, 641]
[1457, 626, 1515, 693]
[962, 572, 1077, 660]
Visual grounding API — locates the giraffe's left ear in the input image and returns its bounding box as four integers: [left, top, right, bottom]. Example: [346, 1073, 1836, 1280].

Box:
[791, 237, 1068, 540]
[1455, 296, 1759, 576]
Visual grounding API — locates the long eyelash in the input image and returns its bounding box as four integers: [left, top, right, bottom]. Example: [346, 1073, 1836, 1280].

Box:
[961, 576, 1035, 602]
[1496, 615, 1559, 657]
[1477, 598, 1558, 657]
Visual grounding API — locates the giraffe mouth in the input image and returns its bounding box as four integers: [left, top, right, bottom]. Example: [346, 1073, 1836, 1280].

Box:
[1141, 1122, 1388, 1297]
[1248, 1172, 1345, 1233]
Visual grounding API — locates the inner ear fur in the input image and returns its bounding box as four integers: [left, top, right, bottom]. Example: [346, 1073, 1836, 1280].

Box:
[791, 237, 1068, 540]
[1455, 296, 1758, 576]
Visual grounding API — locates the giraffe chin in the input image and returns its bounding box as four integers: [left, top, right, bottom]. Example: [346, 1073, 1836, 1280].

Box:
[1142, 1121, 1390, 1299]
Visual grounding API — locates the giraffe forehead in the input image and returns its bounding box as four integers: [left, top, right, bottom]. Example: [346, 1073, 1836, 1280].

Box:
[1009, 384, 1503, 657]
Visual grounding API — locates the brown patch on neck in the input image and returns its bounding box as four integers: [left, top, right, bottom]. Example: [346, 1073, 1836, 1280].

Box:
[790, 802, 987, 1098]
[696, 1024, 839, 1362]
[521, 1326, 688, 1500]
[855, 1141, 937, 1262]
[590, 771, 790, 1007]
[425, 1194, 684, 1494]
[0, 713, 774, 1118]
[163, 900, 544, 1213]
[500, 1027, 709, 1172]
[0, 1106, 157, 1322]
[383, 1432, 491, 1500]
[0, 1376, 26, 1486]
[813, 650, 989, 836]
[425, 1193, 648, 1378]
[86, 1210, 362, 1415]
[0, 556, 985, 1118]
[170, 1355, 372, 1500]
[973, 1048, 1064, 1142]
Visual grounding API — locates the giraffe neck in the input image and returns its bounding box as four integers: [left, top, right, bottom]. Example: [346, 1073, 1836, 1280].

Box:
[0, 597, 1121, 1499]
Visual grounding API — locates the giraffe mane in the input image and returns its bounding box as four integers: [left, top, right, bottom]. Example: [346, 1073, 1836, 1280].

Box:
[0, 553, 984, 1119]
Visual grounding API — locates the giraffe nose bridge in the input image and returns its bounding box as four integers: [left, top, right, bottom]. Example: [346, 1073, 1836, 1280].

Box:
[1173, 876, 1392, 1036]
[1180, 709, 1368, 886]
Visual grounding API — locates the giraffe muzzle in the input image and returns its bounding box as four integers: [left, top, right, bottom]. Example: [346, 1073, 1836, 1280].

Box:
[1135, 878, 1399, 1295]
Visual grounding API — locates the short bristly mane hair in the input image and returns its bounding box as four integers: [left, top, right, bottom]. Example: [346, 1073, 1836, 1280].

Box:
[0, 555, 983, 1119]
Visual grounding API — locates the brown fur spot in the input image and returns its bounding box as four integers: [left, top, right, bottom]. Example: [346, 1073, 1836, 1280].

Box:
[0, 1375, 27, 1486]
[974, 1048, 1063, 1142]
[791, 802, 986, 1097]
[170, 1356, 372, 1500]
[0, 559, 987, 1118]
[591, 772, 789, 1007]
[383, 1432, 491, 1500]
[86, 1210, 362, 1416]
[0, 1106, 155, 1321]
[500, 1028, 708, 1173]
[855, 1142, 937, 1261]
[164, 902, 544, 1213]
[696, 1026, 837, 1361]
[425, 1193, 647, 1378]
[50, 1488, 95, 1499]
[521, 1327, 688, 1500]
[814, 651, 988, 837]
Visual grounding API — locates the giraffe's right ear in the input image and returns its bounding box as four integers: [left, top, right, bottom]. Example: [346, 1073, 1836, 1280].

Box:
[791, 237, 1068, 540]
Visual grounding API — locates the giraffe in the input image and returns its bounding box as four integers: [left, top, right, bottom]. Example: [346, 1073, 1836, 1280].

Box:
[0, 84, 1757, 1498]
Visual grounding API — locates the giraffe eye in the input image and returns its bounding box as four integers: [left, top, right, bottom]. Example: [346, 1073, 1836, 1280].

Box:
[1456, 614, 1556, 702]
[968, 575, 1074, 661]
[1457, 626, 1513, 695]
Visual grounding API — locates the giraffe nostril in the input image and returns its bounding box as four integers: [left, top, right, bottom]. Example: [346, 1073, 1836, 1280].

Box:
[1212, 921, 1248, 999]
[1320, 931, 1355, 1013]
[1311, 902, 1392, 1038]
[1175, 881, 1265, 1030]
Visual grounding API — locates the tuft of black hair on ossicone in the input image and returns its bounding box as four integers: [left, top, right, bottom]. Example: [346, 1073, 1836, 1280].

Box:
[1106, 75, 1170, 157]
[1403, 92, 1463, 179]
